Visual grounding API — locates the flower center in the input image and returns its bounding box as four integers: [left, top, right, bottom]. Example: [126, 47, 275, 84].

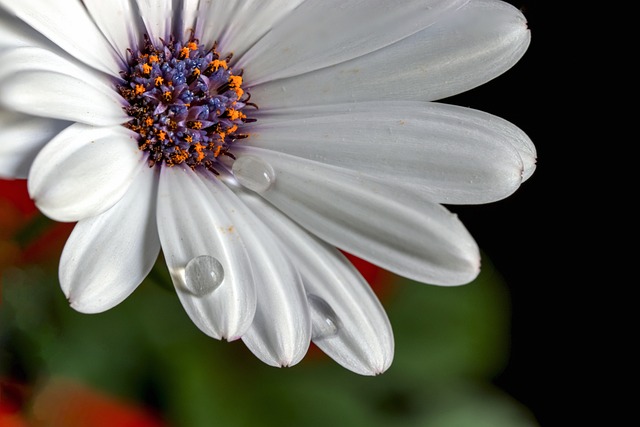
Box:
[118, 35, 255, 174]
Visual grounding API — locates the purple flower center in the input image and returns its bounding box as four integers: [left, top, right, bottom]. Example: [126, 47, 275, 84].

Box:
[118, 35, 255, 174]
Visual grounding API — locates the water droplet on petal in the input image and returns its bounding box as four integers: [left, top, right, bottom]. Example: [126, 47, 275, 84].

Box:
[184, 255, 224, 296]
[232, 156, 276, 193]
[308, 294, 341, 341]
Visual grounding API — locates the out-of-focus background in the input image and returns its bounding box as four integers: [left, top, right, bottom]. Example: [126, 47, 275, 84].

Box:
[0, 177, 539, 426]
[2, 1, 562, 426]
[0, 188, 537, 426]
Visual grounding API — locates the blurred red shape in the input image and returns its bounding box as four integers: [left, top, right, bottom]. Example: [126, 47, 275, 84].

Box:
[0, 179, 74, 275]
[0, 379, 28, 427]
[28, 378, 167, 427]
[342, 251, 395, 300]
[0, 180, 36, 217]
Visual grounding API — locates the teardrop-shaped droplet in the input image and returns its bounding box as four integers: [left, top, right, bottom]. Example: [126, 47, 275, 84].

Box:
[308, 294, 341, 341]
[184, 255, 224, 296]
[232, 156, 276, 193]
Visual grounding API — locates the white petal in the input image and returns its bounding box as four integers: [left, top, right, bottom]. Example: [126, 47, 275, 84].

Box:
[27, 123, 143, 222]
[248, 101, 533, 204]
[240, 191, 393, 375]
[232, 147, 480, 286]
[83, 0, 143, 62]
[193, 1, 255, 49]
[0, 71, 127, 126]
[0, 46, 111, 86]
[0, 8, 47, 50]
[218, 179, 311, 368]
[0, 0, 121, 75]
[136, 0, 174, 45]
[189, 0, 229, 43]
[179, 0, 201, 40]
[156, 166, 256, 341]
[0, 47, 127, 126]
[194, 1, 253, 48]
[60, 164, 160, 314]
[215, 173, 311, 367]
[196, 0, 305, 58]
[239, 0, 469, 85]
[0, 110, 67, 179]
[504, 122, 537, 183]
[250, 0, 530, 104]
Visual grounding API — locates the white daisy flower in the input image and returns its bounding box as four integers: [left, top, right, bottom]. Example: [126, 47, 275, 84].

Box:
[0, 0, 535, 375]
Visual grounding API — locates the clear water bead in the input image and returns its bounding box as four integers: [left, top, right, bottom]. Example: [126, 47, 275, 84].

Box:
[232, 156, 276, 193]
[308, 294, 341, 341]
[184, 255, 225, 296]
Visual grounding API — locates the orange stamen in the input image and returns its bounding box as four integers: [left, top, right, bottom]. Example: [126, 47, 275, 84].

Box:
[227, 109, 245, 121]
[209, 59, 228, 71]
[194, 143, 206, 162]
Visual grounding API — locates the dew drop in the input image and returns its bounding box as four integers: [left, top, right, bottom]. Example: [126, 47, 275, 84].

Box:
[308, 294, 341, 341]
[184, 255, 224, 297]
[232, 156, 276, 193]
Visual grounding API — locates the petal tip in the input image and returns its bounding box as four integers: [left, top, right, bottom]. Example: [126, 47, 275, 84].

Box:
[277, 355, 301, 368]
[521, 155, 537, 183]
[64, 283, 127, 315]
[370, 360, 393, 376]
[349, 360, 392, 376]
[68, 296, 102, 314]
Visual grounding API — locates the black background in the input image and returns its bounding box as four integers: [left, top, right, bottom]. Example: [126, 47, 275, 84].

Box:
[443, 2, 561, 424]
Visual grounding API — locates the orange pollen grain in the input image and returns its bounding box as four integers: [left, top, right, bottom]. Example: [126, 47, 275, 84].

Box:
[142, 63, 152, 74]
[229, 75, 242, 88]
[145, 117, 154, 126]
[227, 109, 245, 121]
[173, 148, 189, 163]
[187, 42, 198, 51]
[149, 55, 159, 63]
[135, 84, 146, 95]
[194, 143, 206, 162]
[154, 76, 164, 86]
[185, 135, 193, 143]
[191, 121, 203, 130]
[180, 47, 190, 58]
[210, 59, 227, 71]
[163, 91, 172, 101]
[157, 130, 166, 141]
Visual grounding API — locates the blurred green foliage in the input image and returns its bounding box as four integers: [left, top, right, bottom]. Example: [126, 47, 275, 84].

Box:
[1, 255, 538, 426]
